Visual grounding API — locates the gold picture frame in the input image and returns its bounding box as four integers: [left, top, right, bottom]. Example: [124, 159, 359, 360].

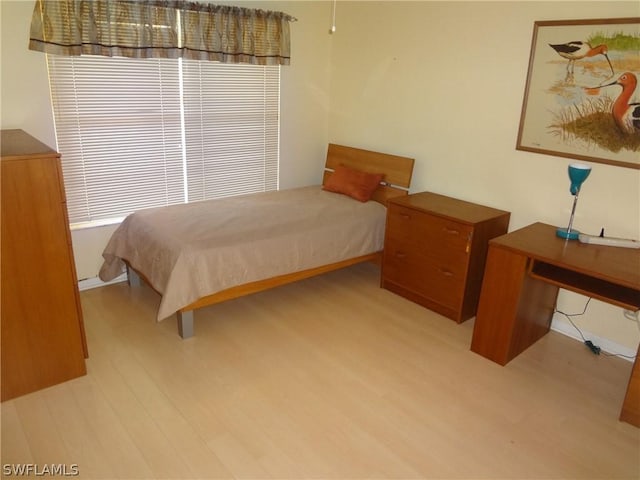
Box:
[516, 18, 640, 170]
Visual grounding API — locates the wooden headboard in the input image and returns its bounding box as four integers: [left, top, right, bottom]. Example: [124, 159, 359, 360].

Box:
[323, 143, 415, 205]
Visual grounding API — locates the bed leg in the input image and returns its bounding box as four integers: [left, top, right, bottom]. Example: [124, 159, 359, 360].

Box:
[177, 310, 194, 339]
[127, 266, 141, 287]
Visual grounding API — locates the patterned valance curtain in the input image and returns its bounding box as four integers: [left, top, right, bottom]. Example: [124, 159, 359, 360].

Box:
[29, 0, 295, 65]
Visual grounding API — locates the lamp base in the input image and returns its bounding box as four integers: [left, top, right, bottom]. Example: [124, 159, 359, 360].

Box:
[556, 227, 580, 240]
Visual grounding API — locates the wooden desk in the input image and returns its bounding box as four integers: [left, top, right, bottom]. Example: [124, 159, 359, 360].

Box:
[470, 222, 640, 427]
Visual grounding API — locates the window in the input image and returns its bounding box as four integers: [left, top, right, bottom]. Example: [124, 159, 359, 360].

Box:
[47, 54, 280, 227]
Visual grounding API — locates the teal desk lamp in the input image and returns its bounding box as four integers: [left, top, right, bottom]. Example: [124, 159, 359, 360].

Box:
[556, 163, 592, 240]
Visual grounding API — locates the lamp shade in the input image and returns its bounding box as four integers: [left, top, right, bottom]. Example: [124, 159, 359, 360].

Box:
[568, 163, 591, 195]
[557, 162, 592, 240]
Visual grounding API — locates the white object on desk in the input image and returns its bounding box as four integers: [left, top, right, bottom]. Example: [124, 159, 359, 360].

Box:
[578, 233, 640, 249]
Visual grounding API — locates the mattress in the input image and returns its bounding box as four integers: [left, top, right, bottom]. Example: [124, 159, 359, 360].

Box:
[99, 186, 387, 320]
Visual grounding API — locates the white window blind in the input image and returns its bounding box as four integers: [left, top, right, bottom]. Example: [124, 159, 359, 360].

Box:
[47, 54, 280, 226]
[182, 61, 280, 202]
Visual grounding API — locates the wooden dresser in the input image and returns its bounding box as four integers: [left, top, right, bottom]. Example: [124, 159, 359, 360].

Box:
[382, 192, 510, 322]
[1, 129, 87, 401]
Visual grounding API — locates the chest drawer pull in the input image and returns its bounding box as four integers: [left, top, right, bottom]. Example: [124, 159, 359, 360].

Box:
[439, 268, 454, 277]
[443, 226, 460, 235]
[394, 251, 407, 259]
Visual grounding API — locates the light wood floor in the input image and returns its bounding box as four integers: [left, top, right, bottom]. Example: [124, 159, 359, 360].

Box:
[2, 263, 639, 479]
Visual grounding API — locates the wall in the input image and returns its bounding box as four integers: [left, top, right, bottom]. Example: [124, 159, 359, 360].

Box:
[327, 1, 640, 352]
[1, 1, 57, 147]
[2, 1, 639, 353]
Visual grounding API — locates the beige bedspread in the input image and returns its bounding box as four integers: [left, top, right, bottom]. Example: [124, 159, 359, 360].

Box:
[99, 186, 387, 320]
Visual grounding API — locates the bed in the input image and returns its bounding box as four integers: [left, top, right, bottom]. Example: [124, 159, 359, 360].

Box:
[99, 144, 414, 338]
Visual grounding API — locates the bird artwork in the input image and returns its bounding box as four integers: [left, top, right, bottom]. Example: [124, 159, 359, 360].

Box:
[600, 72, 640, 135]
[548, 41, 615, 80]
[520, 19, 639, 166]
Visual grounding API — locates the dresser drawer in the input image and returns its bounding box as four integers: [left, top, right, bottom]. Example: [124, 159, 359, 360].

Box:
[386, 204, 472, 255]
[384, 234, 468, 278]
[384, 239, 465, 309]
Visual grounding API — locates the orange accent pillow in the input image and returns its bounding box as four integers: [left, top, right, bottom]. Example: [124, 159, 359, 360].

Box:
[323, 164, 384, 202]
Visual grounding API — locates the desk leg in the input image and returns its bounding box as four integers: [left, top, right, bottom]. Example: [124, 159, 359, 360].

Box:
[471, 244, 558, 365]
[620, 344, 640, 427]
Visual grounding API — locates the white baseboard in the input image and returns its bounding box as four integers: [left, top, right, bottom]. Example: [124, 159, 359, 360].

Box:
[551, 317, 636, 362]
[78, 274, 127, 291]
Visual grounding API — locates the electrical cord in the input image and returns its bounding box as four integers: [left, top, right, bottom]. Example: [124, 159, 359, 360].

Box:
[623, 309, 640, 329]
[555, 298, 637, 360]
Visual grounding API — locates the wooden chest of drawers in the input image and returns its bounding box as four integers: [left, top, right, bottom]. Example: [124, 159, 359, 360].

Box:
[1, 130, 88, 401]
[382, 192, 510, 322]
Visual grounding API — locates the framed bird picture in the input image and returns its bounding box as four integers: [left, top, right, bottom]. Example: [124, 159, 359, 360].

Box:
[516, 17, 640, 170]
